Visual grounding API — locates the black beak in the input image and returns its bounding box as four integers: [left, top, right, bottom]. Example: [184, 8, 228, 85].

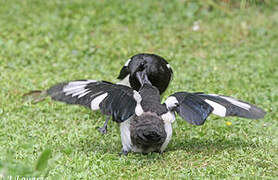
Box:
[130, 62, 145, 77]
[136, 69, 151, 86]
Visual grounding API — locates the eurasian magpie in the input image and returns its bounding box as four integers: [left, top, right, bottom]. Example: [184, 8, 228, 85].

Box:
[24, 70, 266, 155]
[117, 53, 173, 94]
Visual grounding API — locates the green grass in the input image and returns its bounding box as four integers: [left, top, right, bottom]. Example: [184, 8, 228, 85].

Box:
[0, 0, 278, 179]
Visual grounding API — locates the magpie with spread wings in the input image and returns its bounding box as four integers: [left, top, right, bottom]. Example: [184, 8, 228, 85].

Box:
[24, 69, 266, 155]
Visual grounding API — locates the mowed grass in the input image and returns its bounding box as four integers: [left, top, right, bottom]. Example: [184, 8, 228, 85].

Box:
[0, 0, 278, 179]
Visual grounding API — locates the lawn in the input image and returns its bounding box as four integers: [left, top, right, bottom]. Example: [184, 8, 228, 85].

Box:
[0, 0, 278, 179]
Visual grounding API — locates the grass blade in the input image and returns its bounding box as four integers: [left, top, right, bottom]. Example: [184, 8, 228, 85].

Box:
[35, 149, 52, 172]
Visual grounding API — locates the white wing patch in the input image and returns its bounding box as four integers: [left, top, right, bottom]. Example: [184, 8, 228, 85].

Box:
[161, 111, 175, 123]
[117, 74, 131, 87]
[67, 80, 96, 86]
[64, 86, 86, 96]
[166, 64, 171, 69]
[164, 96, 178, 110]
[204, 99, 226, 117]
[71, 89, 89, 97]
[90, 93, 108, 110]
[124, 59, 131, 66]
[63, 80, 96, 97]
[220, 96, 251, 111]
[208, 94, 251, 111]
[77, 90, 91, 98]
[133, 90, 142, 103]
[135, 104, 143, 116]
[133, 90, 143, 116]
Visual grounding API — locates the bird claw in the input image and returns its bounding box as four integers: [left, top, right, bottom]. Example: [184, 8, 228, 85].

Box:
[98, 127, 107, 134]
[119, 149, 129, 156]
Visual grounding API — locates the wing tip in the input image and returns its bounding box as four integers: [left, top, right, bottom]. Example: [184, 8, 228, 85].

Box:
[249, 106, 267, 119]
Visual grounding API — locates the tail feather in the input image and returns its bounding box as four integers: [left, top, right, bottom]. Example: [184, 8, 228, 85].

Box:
[22, 90, 47, 103]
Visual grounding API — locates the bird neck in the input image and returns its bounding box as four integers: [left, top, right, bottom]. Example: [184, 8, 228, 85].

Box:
[139, 84, 161, 103]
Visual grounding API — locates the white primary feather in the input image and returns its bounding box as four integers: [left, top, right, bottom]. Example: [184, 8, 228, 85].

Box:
[220, 96, 251, 111]
[63, 80, 96, 95]
[77, 90, 91, 98]
[71, 89, 89, 97]
[67, 80, 96, 86]
[204, 99, 226, 117]
[208, 94, 251, 111]
[90, 93, 108, 110]
[64, 85, 86, 95]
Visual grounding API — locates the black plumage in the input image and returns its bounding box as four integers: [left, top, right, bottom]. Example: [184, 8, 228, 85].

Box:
[117, 53, 173, 94]
[47, 80, 136, 123]
[170, 92, 214, 125]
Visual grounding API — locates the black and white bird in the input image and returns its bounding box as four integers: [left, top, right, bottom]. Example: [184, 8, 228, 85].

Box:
[24, 70, 266, 155]
[117, 53, 173, 94]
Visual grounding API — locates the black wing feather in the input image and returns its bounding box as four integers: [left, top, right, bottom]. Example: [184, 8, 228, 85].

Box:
[169, 92, 213, 125]
[47, 80, 136, 122]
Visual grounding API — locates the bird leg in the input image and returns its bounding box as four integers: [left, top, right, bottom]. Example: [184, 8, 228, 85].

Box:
[98, 116, 110, 134]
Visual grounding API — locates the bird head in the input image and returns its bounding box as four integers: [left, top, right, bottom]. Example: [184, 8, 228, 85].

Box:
[129, 56, 147, 77]
[127, 53, 172, 94]
[130, 112, 167, 154]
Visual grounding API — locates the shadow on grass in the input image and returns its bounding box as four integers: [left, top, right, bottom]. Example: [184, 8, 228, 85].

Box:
[167, 137, 258, 155]
[73, 134, 258, 157]
[73, 134, 121, 155]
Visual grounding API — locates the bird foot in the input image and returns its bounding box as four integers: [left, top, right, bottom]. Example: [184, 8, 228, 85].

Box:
[98, 127, 107, 134]
[119, 149, 129, 156]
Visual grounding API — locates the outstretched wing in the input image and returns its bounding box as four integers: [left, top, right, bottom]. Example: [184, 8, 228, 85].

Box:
[164, 92, 213, 125]
[195, 93, 266, 119]
[46, 80, 136, 123]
